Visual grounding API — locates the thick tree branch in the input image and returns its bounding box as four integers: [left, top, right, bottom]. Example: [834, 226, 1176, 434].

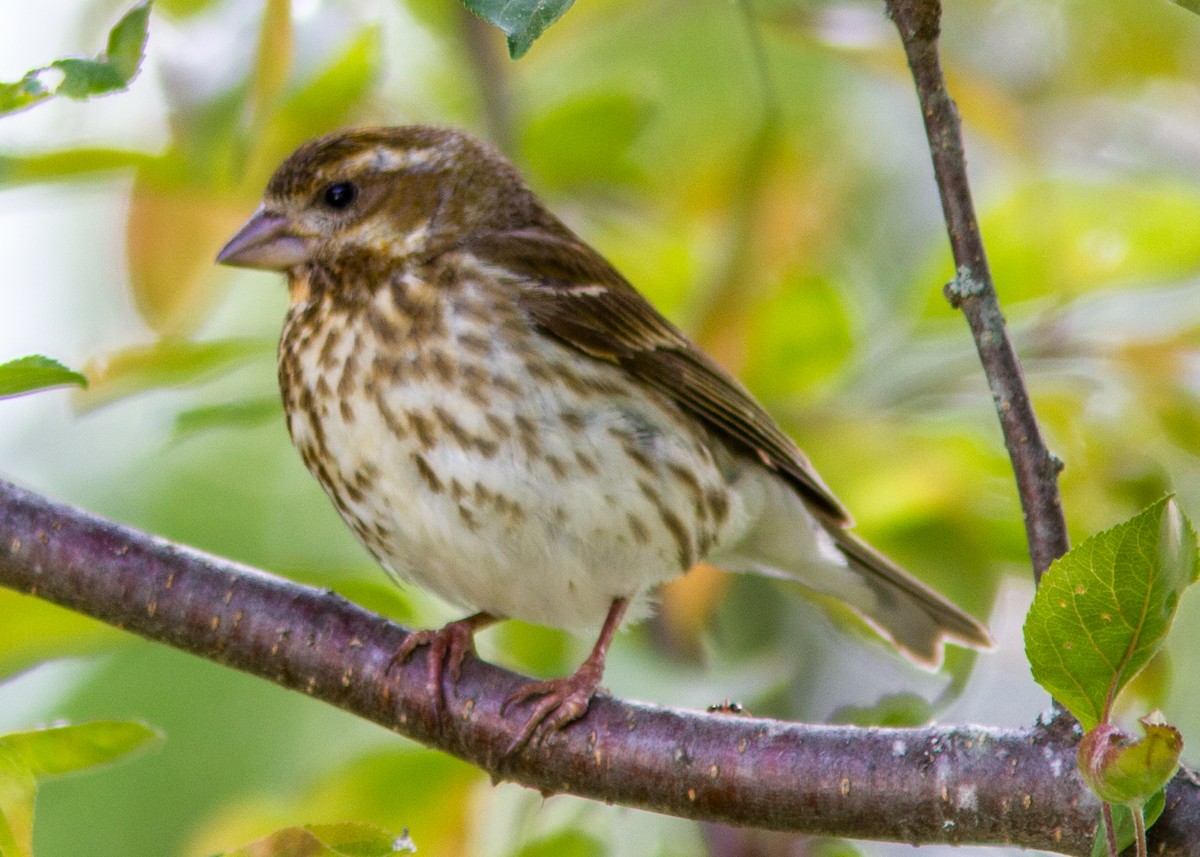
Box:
[885, 0, 1070, 581]
[3, 479, 1198, 853]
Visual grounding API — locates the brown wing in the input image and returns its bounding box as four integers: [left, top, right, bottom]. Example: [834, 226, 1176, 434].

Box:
[463, 226, 851, 523]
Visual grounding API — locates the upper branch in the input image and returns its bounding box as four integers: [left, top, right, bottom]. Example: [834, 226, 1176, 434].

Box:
[884, 0, 1070, 580]
[5, 476, 1191, 854]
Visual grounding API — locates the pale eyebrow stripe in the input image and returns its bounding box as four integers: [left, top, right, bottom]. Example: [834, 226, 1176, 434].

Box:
[332, 147, 440, 176]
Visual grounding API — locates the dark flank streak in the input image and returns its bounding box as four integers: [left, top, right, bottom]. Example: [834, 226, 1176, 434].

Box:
[411, 452, 443, 493]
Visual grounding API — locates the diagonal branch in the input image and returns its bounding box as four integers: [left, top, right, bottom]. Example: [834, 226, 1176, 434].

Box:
[884, 0, 1070, 581]
[4, 478, 1198, 854]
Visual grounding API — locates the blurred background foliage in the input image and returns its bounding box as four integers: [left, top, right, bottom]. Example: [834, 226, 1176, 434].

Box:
[2, 0, 1200, 855]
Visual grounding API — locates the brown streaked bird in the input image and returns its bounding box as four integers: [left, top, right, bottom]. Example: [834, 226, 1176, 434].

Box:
[217, 125, 991, 751]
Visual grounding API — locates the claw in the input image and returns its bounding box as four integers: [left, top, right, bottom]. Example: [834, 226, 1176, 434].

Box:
[502, 667, 604, 754]
[501, 597, 629, 755]
[388, 612, 495, 723]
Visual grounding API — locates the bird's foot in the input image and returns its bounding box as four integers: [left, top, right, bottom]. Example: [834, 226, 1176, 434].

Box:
[501, 658, 605, 755]
[500, 596, 630, 755]
[390, 612, 495, 723]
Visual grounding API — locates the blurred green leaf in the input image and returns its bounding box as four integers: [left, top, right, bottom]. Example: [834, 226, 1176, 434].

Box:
[1173, 0, 1200, 13]
[215, 822, 413, 856]
[0, 722, 162, 779]
[300, 750, 479, 849]
[459, 0, 574, 58]
[250, 0, 294, 120]
[100, 2, 151, 81]
[0, 356, 86, 401]
[493, 619, 573, 676]
[810, 841, 866, 857]
[276, 29, 382, 134]
[1024, 498, 1200, 730]
[829, 692, 934, 727]
[305, 822, 414, 856]
[742, 273, 852, 401]
[0, 2, 149, 116]
[521, 91, 652, 192]
[189, 743, 479, 857]
[0, 590, 126, 682]
[76, 339, 272, 411]
[1090, 790, 1167, 857]
[174, 397, 282, 438]
[0, 74, 51, 117]
[928, 181, 1200, 312]
[155, 0, 221, 16]
[511, 830, 603, 857]
[0, 722, 159, 857]
[0, 747, 35, 857]
[0, 149, 154, 187]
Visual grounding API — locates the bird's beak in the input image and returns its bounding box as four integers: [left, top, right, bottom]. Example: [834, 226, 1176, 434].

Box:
[217, 207, 312, 271]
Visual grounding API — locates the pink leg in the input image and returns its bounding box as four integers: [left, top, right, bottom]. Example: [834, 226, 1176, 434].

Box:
[502, 597, 629, 754]
[390, 612, 497, 722]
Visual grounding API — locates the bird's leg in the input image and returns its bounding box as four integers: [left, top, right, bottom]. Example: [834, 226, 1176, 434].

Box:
[390, 611, 497, 722]
[502, 597, 629, 754]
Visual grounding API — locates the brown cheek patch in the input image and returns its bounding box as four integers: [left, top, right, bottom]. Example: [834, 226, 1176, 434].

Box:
[378, 170, 445, 234]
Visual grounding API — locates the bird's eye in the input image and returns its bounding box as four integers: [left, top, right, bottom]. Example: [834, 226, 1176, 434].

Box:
[322, 181, 358, 210]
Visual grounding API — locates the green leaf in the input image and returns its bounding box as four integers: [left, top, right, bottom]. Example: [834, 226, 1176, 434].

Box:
[0, 721, 162, 778]
[829, 692, 934, 727]
[1174, 0, 1200, 14]
[278, 28, 382, 127]
[306, 822, 415, 856]
[154, 0, 220, 17]
[0, 747, 35, 857]
[921, 180, 1200, 316]
[174, 397, 282, 438]
[76, 338, 272, 411]
[1090, 790, 1167, 857]
[810, 841, 866, 857]
[0, 722, 158, 857]
[743, 273, 853, 402]
[458, 0, 575, 58]
[521, 91, 652, 192]
[216, 822, 412, 856]
[0, 590, 127, 682]
[0, 148, 154, 187]
[52, 58, 128, 100]
[1023, 497, 1199, 730]
[0, 2, 149, 117]
[103, 2, 152, 81]
[1078, 714, 1182, 806]
[0, 356, 87, 401]
[0, 74, 51, 116]
[511, 830, 603, 857]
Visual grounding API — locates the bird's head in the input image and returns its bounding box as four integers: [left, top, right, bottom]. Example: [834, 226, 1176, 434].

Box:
[217, 125, 538, 275]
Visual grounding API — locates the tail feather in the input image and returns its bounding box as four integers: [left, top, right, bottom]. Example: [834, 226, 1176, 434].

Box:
[712, 463, 992, 668]
[829, 526, 993, 668]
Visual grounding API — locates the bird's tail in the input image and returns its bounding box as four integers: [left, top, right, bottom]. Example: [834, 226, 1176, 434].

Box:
[822, 525, 993, 668]
[712, 468, 992, 668]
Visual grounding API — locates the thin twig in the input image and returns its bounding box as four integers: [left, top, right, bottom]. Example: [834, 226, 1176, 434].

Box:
[883, 0, 1070, 581]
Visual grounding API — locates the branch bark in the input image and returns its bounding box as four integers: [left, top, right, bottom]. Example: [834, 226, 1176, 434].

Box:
[3, 479, 1198, 853]
[884, 0, 1070, 581]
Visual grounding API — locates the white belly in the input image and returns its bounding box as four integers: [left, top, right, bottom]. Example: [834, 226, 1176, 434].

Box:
[281, 283, 740, 634]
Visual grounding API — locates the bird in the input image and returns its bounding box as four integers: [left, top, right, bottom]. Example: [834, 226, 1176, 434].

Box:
[217, 125, 991, 751]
